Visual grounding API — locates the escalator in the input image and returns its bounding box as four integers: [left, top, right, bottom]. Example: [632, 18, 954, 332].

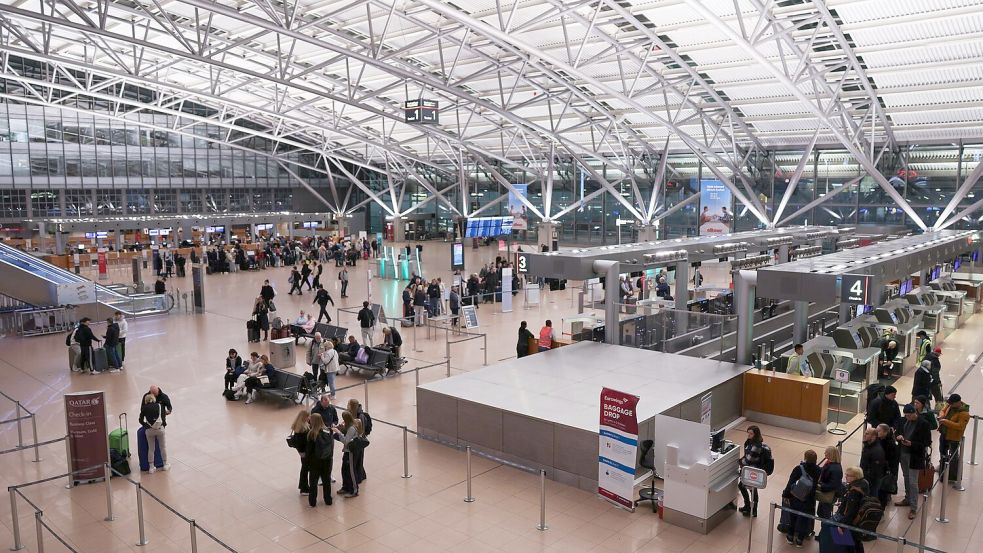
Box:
[0, 243, 174, 318]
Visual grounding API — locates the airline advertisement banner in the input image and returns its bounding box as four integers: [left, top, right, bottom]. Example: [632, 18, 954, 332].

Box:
[598, 387, 640, 509]
[507, 183, 530, 231]
[698, 179, 733, 235]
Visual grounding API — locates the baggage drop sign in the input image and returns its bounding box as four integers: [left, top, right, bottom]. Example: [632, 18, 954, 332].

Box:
[598, 387, 640, 510]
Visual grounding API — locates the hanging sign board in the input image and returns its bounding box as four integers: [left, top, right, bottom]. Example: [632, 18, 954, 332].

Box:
[840, 274, 872, 305]
[598, 387, 640, 510]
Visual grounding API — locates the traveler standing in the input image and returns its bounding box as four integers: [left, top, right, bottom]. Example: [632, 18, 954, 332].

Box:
[138, 393, 170, 473]
[301, 262, 313, 291]
[427, 279, 441, 316]
[289, 410, 311, 496]
[306, 333, 324, 381]
[114, 311, 128, 366]
[866, 385, 901, 429]
[357, 301, 376, 346]
[335, 411, 362, 498]
[253, 297, 271, 341]
[311, 262, 323, 291]
[318, 341, 339, 397]
[449, 286, 461, 326]
[517, 321, 534, 358]
[413, 285, 427, 326]
[260, 280, 276, 307]
[816, 446, 842, 520]
[305, 413, 334, 506]
[103, 317, 122, 372]
[860, 428, 887, 503]
[911, 361, 934, 403]
[876, 424, 899, 507]
[313, 285, 335, 323]
[346, 399, 370, 483]
[381, 326, 402, 374]
[833, 467, 869, 550]
[311, 394, 339, 427]
[738, 426, 773, 517]
[339, 268, 349, 298]
[938, 394, 970, 487]
[925, 347, 944, 404]
[74, 318, 101, 374]
[895, 404, 931, 519]
[537, 320, 555, 352]
[781, 449, 821, 547]
[786, 344, 812, 376]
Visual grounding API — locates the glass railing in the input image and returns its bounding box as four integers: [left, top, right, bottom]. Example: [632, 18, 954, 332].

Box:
[614, 303, 739, 361]
[0, 247, 84, 286]
[95, 287, 175, 316]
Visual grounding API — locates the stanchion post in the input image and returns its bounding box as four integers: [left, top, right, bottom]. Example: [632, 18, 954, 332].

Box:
[33, 512, 43, 553]
[919, 493, 929, 547]
[401, 426, 412, 479]
[10, 487, 24, 551]
[135, 483, 149, 546]
[446, 359, 450, 378]
[895, 537, 905, 553]
[189, 519, 198, 553]
[30, 415, 40, 462]
[483, 334, 488, 366]
[103, 464, 114, 521]
[536, 470, 548, 531]
[14, 402, 23, 447]
[955, 438, 966, 491]
[937, 460, 950, 523]
[765, 503, 775, 553]
[971, 416, 979, 466]
[464, 446, 475, 503]
[64, 438, 73, 489]
[415, 367, 420, 387]
[363, 380, 369, 411]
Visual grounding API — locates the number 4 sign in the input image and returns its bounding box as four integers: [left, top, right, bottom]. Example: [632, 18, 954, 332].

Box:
[840, 274, 871, 305]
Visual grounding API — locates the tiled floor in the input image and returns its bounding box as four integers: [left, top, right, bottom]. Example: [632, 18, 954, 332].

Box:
[1, 240, 981, 552]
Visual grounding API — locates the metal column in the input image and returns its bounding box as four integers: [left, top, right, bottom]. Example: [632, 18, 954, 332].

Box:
[778, 244, 790, 264]
[735, 270, 757, 365]
[674, 262, 689, 311]
[838, 303, 851, 324]
[537, 222, 557, 251]
[792, 301, 809, 344]
[594, 260, 621, 346]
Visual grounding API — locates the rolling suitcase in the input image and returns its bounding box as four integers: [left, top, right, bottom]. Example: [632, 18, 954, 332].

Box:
[91, 347, 109, 372]
[108, 413, 130, 456]
[137, 425, 164, 471]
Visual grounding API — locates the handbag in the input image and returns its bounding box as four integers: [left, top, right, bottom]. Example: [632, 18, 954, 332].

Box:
[151, 404, 164, 430]
[816, 489, 836, 504]
[879, 473, 898, 495]
[918, 462, 935, 493]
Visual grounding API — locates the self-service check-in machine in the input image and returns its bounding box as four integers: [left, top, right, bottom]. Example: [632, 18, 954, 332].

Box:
[929, 279, 969, 327]
[905, 290, 946, 337]
[814, 330, 880, 412]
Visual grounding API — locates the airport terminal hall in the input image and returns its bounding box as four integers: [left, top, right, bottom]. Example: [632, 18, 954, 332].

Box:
[5, 1, 983, 553]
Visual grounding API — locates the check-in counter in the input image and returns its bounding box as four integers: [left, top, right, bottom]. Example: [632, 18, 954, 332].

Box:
[526, 337, 574, 356]
[742, 370, 829, 434]
[951, 274, 983, 313]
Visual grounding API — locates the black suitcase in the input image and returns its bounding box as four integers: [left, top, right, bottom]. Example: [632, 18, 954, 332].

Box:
[92, 347, 109, 372]
[110, 448, 130, 477]
[223, 389, 237, 401]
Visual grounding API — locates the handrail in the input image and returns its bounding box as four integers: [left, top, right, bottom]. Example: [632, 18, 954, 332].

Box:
[834, 419, 868, 459]
[0, 389, 42, 462]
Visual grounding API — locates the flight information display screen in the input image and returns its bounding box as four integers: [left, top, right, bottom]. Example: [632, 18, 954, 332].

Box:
[464, 216, 514, 237]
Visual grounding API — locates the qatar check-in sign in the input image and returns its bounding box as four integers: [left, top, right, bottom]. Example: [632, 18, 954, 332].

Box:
[598, 387, 640, 510]
[64, 391, 109, 484]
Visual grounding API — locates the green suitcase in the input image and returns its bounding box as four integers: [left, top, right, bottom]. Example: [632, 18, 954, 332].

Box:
[108, 413, 129, 457]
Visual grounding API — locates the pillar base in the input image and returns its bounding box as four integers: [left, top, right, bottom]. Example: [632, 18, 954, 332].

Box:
[537, 222, 558, 251]
[637, 225, 658, 242]
[392, 216, 405, 243]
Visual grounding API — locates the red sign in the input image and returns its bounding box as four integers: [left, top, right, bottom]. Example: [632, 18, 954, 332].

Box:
[97, 249, 108, 277]
[599, 388, 640, 434]
[64, 391, 109, 484]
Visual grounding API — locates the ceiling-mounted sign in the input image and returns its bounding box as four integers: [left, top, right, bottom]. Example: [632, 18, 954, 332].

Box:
[404, 99, 439, 124]
[840, 274, 872, 305]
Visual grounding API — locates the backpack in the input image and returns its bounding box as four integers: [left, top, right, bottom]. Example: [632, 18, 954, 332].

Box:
[360, 411, 373, 436]
[354, 347, 370, 364]
[853, 495, 884, 537]
[865, 383, 886, 411]
[790, 463, 815, 501]
[314, 431, 332, 460]
[761, 445, 775, 475]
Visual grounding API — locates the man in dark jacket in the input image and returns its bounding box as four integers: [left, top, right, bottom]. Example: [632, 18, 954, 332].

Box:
[860, 428, 886, 501]
[260, 280, 276, 307]
[357, 301, 375, 346]
[74, 318, 102, 374]
[413, 286, 427, 325]
[311, 394, 338, 426]
[877, 423, 900, 507]
[103, 318, 122, 372]
[300, 262, 313, 291]
[867, 385, 901, 429]
[896, 404, 931, 518]
[313, 285, 335, 323]
[288, 267, 304, 295]
[148, 385, 173, 426]
[911, 361, 935, 403]
[925, 347, 943, 403]
[382, 326, 403, 374]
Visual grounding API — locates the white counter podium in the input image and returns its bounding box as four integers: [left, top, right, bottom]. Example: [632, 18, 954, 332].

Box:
[657, 415, 740, 534]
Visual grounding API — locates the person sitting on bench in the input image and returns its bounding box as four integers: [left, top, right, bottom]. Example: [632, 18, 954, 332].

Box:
[244, 354, 276, 404]
[338, 335, 360, 364]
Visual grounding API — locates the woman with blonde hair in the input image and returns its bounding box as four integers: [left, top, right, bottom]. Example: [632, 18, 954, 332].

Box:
[138, 393, 170, 473]
[304, 413, 334, 507]
[346, 399, 369, 483]
[318, 340, 339, 397]
[335, 411, 363, 498]
[816, 445, 842, 520]
[289, 410, 311, 496]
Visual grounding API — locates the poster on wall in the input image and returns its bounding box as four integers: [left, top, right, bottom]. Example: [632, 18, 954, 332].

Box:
[598, 387, 640, 510]
[64, 391, 109, 484]
[508, 183, 530, 231]
[698, 179, 732, 235]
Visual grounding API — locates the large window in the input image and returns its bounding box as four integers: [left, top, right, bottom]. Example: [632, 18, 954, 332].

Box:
[65, 190, 93, 216]
[30, 190, 58, 216]
[154, 189, 177, 213]
[0, 190, 26, 218]
[97, 190, 122, 215]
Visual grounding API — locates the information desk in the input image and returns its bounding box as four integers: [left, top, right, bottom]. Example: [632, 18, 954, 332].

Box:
[743, 370, 829, 434]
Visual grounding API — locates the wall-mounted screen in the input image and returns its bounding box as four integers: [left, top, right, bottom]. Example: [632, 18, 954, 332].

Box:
[464, 216, 514, 238]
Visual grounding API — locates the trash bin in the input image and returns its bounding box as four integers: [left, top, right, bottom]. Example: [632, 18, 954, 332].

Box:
[270, 338, 296, 368]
